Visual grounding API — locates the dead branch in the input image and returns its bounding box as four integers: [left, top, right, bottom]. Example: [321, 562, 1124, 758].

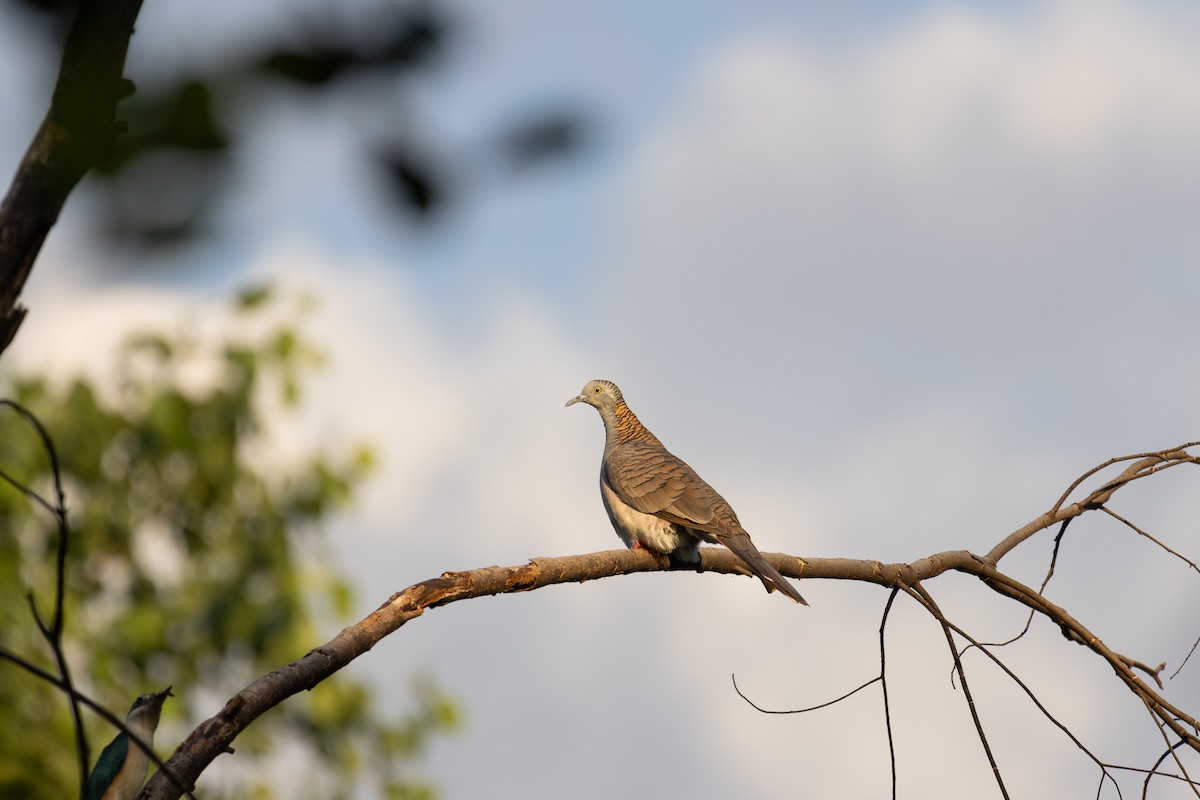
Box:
[135, 441, 1200, 799]
[986, 443, 1199, 564]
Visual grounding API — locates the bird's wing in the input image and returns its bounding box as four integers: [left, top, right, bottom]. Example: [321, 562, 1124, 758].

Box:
[607, 443, 809, 605]
[87, 733, 129, 800]
[604, 441, 719, 527]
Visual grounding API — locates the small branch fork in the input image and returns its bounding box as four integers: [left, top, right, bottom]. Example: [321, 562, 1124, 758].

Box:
[729, 441, 1200, 798]
[1, 400, 87, 797]
[0, 401, 194, 800]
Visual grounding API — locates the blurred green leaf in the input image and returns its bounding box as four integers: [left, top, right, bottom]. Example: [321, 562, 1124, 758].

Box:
[237, 285, 273, 311]
[0, 287, 458, 799]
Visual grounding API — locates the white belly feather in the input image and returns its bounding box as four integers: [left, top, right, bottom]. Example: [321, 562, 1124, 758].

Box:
[600, 476, 699, 561]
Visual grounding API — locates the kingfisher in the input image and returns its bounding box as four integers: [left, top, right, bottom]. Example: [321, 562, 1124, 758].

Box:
[87, 687, 173, 800]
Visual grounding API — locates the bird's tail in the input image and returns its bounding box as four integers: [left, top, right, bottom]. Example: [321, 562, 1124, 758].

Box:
[721, 531, 808, 605]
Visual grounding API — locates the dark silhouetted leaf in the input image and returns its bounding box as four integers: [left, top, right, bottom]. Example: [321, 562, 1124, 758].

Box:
[496, 111, 588, 171]
[260, 50, 357, 86]
[97, 81, 230, 177]
[256, 5, 447, 87]
[379, 148, 441, 215]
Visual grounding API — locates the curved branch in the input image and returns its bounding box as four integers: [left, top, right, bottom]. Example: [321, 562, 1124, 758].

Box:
[732, 588, 901, 797]
[0, 646, 196, 800]
[142, 549, 826, 798]
[138, 443, 1200, 799]
[909, 584, 1010, 800]
[986, 443, 1199, 564]
[137, 537, 1200, 799]
[1, 399, 87, 796]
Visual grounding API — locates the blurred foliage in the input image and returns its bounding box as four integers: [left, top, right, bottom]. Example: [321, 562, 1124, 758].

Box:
[6, 0, 591, 251]
[0, 288, 459, 799]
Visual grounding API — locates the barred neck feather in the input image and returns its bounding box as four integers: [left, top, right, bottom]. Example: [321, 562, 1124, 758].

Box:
[603, 401, 662, 448]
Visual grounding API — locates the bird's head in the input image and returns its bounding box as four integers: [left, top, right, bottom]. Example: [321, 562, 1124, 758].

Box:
[565, 379, 624, 411]
[127, 686, 173, 728]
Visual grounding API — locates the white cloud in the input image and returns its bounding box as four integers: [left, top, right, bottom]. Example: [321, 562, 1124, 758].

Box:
[603, 0, 1200, 453]
[5, 0, 1198, 797]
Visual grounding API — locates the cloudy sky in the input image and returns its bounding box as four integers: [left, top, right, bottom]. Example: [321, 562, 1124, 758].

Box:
[3, 0, 1199, 797]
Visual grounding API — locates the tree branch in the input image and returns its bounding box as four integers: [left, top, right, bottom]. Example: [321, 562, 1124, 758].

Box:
[0, 0, 146, 358]
[909, 583, 1010, 800]
[1, 399, 88, 796]
[985, 443, 1199, 565]
[125, 440, 1198, 797]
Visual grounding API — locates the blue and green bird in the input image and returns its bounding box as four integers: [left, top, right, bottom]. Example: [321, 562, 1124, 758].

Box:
[87, 687, 173, 800]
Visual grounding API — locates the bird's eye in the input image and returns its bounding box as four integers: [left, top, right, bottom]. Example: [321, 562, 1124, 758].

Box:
[593, 387, 601, 393]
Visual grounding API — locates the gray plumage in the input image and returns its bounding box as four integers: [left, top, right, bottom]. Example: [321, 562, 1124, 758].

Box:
[566, 379, 807, 605]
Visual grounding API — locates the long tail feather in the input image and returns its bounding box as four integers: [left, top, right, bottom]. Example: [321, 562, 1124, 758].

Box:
[718, 531, 808, 605]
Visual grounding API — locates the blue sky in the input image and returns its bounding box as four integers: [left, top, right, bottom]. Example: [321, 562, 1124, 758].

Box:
[3, 0, 1200, 797]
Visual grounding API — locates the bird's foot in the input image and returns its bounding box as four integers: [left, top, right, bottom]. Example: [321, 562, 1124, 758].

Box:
[666, 551, 703, 573]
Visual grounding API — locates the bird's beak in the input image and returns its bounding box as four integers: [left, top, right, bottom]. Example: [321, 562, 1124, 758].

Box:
[565, 394, 584, 408]
[146, 686, 173, 711]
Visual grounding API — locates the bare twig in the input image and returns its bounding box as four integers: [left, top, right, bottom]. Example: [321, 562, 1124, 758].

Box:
[2, 400, 190, 799]
[1140, 696, 1200, 799]
[879, 588, 900, 800]
[1, 399, 88, 797]
[928, 603, 1124, 798]
[1102, 507, 1200, 577]
[987, 443, 1199, 565]
[909, 584, 1010, 800]
[1171, 635, 1200, 680]
[731, 673, 880, 715]
[955, 518, 1072, 670]
[973, 565, 1200, 749]
[1143, 740, 1188, 800]
[0, 647, 196, 799]
[729, 588, 902, 797]
[1049, 445, 1200, 518]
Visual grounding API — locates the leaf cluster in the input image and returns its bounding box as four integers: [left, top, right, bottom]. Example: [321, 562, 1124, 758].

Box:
[0, 289, 457, 799]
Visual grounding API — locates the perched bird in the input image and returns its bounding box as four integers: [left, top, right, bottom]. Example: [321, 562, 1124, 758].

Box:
[566, 379, 807, 604]
[88, 687, 173, 800]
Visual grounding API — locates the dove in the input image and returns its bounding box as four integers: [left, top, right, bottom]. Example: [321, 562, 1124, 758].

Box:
[567, 379, 806, 604]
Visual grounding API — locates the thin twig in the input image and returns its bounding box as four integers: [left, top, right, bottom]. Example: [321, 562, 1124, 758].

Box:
[908, 583, 1010, 800]
[956, 518, 1072, 675]
[879, 588, 900, 800]
[967, 561, 1200, 748]
[1143, 740, 1188, 800]
[730, 587, 902, 798]
[1102, 507, 1200, 577]
[1171, 635, 1200, 680]
[0, 646, 197, 799]
[0, 464, 60, 515]
[1049, 444, 1199, 517]
[989, 444, 1199, 564]
[1040, 518, 1072, 594]
[1, 399, 88, 798]
[1139, 696, 1200, 799]
[731, 674, 880, 714]
[932, 605, 1123, 798]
